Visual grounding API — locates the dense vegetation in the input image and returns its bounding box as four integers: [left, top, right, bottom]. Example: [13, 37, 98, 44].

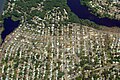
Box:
[1, 0, 102, 30]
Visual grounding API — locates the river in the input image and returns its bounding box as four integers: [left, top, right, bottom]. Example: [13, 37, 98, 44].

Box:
[0, 0, 120, 43]
[1, 17, 20, 43]
[67, 0, 120, 27]
[0, 0, 20, 43]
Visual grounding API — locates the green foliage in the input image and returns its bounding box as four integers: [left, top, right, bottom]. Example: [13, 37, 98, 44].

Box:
[80, 0, 91, 6]
[79, 19, 102, 30]
[67, 12, 80, 23]
[76, 76, 82, 80]
[58, 71, 64, 78]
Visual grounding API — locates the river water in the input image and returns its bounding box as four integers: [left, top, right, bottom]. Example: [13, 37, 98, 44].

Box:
[1, 17, 20, 43]
[0, 0, 120, 43]
[0, 0, 20, 43]
[67, 0, 120, 27]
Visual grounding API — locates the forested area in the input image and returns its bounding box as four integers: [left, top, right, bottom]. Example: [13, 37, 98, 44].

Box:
[2, 0, 103, 30]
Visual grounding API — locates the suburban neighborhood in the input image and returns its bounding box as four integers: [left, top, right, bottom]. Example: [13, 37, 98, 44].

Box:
[0, 0, 120, 80]
[81, 0, 120, 20]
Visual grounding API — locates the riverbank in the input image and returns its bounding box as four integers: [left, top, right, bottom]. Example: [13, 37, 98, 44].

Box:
[67, 0, 120, 27]
[0, 0, 6, 44]
[80, 0, 120, 20]
[1, 17, 20, 43]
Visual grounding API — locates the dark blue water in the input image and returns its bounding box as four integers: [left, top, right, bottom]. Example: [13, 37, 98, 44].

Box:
[67, 0, 120, 27]
[1, 17, 20, 43]
[0, 0, 120, 44]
